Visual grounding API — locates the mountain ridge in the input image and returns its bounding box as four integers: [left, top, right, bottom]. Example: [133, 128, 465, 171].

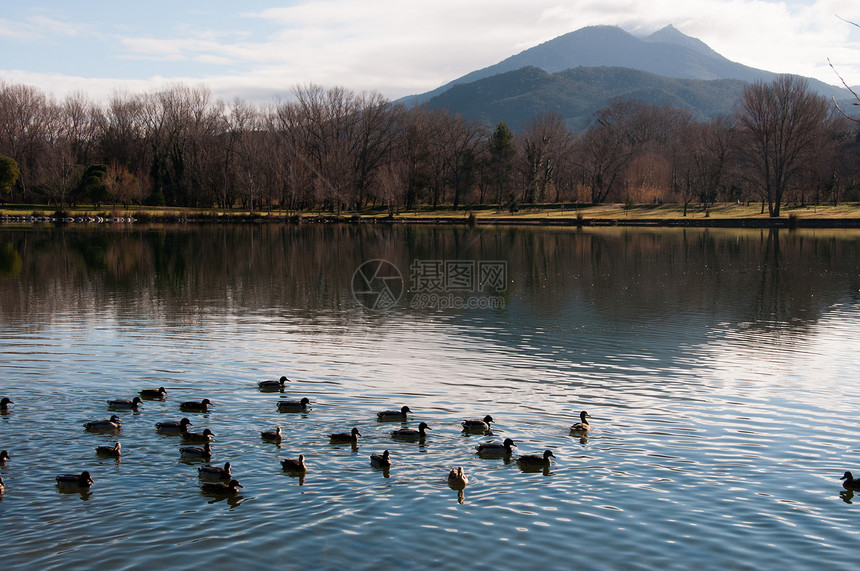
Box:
[424, 65, 749, 132]
[401, 24, 848, 106]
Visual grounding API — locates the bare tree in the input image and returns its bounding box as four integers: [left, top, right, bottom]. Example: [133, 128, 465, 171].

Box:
[395, 106, 434, 210]
[36, 138, 80, 207]
[0, 82, 54, 199]
[228, 98, 265, 212]
[575, 100, 640, 203]
[736, 75, 829, 217]
[350, 91, 400, 209]
[829, 18, 859, 122]
[61, 91, 101, 166]
[517, 113, 572, 204]
[104, 162, 137, 207]
[99, 91, 148, 181]
[293, 84, 363, 214]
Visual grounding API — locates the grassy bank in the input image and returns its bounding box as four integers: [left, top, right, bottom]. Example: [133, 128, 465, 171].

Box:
[2, 202, 860, 226]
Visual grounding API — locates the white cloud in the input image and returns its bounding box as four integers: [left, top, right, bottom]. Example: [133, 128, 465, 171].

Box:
[0, 14, 89, 41]
[1, 0, 858, 103]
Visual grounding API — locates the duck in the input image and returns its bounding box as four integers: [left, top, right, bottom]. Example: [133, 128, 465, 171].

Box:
[198, 462, 231, 480]
[0, 450, 10, 464]
[155, 417, 193, 434]
[841, 471, 860, 489]
[261, 426, 282, 442]
[179, 399, 212, 413]
[447, 466, 469, 488]
[84, 415, 123, 432]
[475, 438, 517, 456]
[96, 442, 121, 457]
[277, 397, 311, 412]
[139, 387, 167, 399]
[376, 406, 411, 420]
[258, 376, 289, 391]
[201, 479, 243, 495]
[462, 415, 494, 432]
[281, 454, 307, 472]
[0, 397, 13, 411]
[56, 471, 94, 489]
[108, 396, 143, 410]
[0, 475, 4, 494]
[370, 450, 391, 468]
[182, 428, 214, 444]
[390, 421, 432, 440]
[179, 443, 212, 459]
[516, 449, 556, 468]
[569, 411, 591, 433]
[329, 427, 361, 443]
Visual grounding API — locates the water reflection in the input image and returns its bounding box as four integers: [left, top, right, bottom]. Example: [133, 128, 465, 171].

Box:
[2, 224, 860, 569]
[0, 225, 857, 331]
[203, 492, 248, 508]
[282, 472, 306, 486]
[57, 488, 93, 501]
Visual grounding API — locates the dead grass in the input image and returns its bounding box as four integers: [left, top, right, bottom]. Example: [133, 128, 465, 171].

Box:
[2, 202, 859, 222]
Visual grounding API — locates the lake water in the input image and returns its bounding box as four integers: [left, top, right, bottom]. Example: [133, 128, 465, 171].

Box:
[0, 223, 859, 570]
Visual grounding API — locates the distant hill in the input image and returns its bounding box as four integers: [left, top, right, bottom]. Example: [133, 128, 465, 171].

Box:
[401, 24, 853, 131]
[423, 65, 749, 131]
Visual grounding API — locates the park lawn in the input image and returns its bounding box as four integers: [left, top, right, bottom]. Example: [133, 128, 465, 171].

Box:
[2, 202, 860, 221]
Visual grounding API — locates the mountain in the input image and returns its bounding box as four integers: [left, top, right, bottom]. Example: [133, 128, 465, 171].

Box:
[424, 65, 749, 132]
[401, 24, 851, 127]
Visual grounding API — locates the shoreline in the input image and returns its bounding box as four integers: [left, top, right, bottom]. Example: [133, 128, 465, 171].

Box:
[2, 203, 860, 229]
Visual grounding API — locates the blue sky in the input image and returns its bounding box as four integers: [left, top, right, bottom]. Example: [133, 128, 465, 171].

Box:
[1, 0, 858, 102]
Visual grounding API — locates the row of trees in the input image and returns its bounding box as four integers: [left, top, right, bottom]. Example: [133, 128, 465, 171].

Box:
[0, 75, 858, 216]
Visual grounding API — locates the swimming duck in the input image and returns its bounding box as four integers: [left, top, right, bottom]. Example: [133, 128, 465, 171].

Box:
[390, 422, 432, 440]
[475, 438, 517, 456]
[182, 428, 214, 444]
[0, 475, 4, 494]
[569, 411, 591, 433]
[841, 471, 860, 489]
[447, 466, 469, 488]
[376, 406, 411, 420]
[370, 450, 391, 468]
[155, 417, 193, 434]
[179, 399, 212, 413]
[258, 376, 289, 391]
[198, 462, 231, 480]
[56, 471, 94, 489]
[179, 443, 212, 459]
[462, 415, 494, 432]
[261, 426, 282, 442]
[0, 450, 10, 464]
[96, 442, 121, 457]
[0, 397, 13, 410]
[277, 397, 311, 412]
[516, 449, 556, 468]
[139, 387, 167, 399]
[281, 454, 307, 472]
[84, 415, 123, 432]
[201, 479, 243, 495]
[329, 427, 361, 443]
[108, 396, 143, 410]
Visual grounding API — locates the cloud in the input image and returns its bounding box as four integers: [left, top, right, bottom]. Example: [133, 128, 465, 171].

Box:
[1, 0, 858, 103]
[0, 14, 89, 41]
